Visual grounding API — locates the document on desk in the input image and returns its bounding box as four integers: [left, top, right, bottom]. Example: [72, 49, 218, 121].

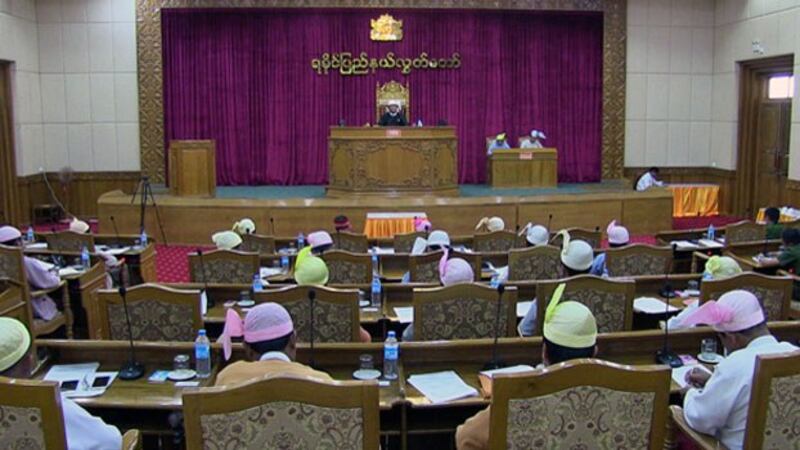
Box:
[58, 267, 84, 277]
[407, 371, 478, 404]
[634, 297, 679, 314]
[671, 240, 699, 250]
[393, 306, 414, 324]
[698, 239, 723, 248]
[96, 246, 131, 256]
[671, 364, 712, 389]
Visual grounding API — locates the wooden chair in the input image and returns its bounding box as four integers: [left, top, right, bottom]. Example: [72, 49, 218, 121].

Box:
[408, 250, 445, 283]
[725, 220, 767, 245]
[188, 249, 260, 284]
[473, 231, 519, 253]
[489, 359, 670, 450]
[669, 350, 800, 450]
[450, 249, 482, 281]
[0, 244, 72, 339]
[393, 231, 426, 253]
[507, 245, 564, 281]
[239, 233, 276, 255]
[699, 272, 793, 322]
[183, 373, 379, 449]
[95, 283, 203, 341]
[44, 231, 95, 253]
[605, 244, 673, 277]
[536, 275, 635, 334]
[0, 377, 142, 449]
[322, 250, 372, 284]
[333, 231, 369, 253]
[412, 283, 517, 341]
[74, 261, 112, 339]
[550, 227, 602, 249]
[0, 281, 29, 329]
[255, 285, 360, 343]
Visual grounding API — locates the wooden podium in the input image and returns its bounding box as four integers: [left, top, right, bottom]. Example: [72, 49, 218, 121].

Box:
[488, 148, 557, 188]
[168, 140, 216, 197]
[327, 127, 458, 197]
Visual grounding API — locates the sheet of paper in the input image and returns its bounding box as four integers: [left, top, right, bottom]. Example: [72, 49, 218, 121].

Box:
[44, 363, 100, 393]
[479, 364, 536, 378]
[25, 242, 48, 249]
[58, 267, 83, 277]
[393, 306, 414, 324]
[634, 297, 679, 314]
[407, 371, 479, 404]
[200, 290, 208, 316]
[101, 246, 131, 256]
[672, 240, 699, 250]
[64, 371, 119, 398]
[372, 247, 395, 255]
[671, 364, 712, 389]
[260, 267, 284, 278]
[516, 301, 533, 318]
[698, 239, 724, 248]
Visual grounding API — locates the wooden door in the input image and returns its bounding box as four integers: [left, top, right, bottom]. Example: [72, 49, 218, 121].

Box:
[754, 101, 791, 208]
[0, 62, 20, 225]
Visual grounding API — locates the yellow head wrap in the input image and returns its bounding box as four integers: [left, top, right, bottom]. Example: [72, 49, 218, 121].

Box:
[543, 283, 598, 348]
[703, 256, 742, 280]
[294, 247, 329, 285]
[212, 231, 243, 250]
[0, 318, 30, 372]
[496, 133, 506, 141]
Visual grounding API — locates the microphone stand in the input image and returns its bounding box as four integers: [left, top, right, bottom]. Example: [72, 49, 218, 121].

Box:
[197, 249, 214, 309]
[270, 217, 275, 235]
[308, 288, 316, 369]
[109, 216, 121, 249]
[118, 287, 145, 380]
[656, 244, 683, 368]
[483, 284, 506, 370]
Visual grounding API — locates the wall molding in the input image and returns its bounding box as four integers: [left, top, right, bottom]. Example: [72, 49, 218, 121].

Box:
[135, 0, 627, 183]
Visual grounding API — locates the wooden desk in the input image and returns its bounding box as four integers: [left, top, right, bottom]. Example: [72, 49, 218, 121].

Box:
[488, 148, 557, 188]
[327, 127, 458, 197]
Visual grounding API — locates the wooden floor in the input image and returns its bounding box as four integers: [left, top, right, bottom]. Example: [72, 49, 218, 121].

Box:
[96, 186, 674, 245]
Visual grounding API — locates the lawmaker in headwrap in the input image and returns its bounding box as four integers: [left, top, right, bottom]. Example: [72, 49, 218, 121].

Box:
[212, 230, 242, 251]
[521, 129, 546, 149]
[378, 100, 407, 127]
[401, 230, 451, 283]
[0, 226, 61, 322]
[475, 216, 506, 233]
[518, 222, 549, 247]
[589, 220, 630, 277]
[232, 218, 256, 236]
[456, 283, 599, 450]
[487, 133, 510, 155]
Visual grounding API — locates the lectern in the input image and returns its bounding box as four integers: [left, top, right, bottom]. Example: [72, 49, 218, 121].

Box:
[168, 140, 216, 197]
[488, 148, 557, 188]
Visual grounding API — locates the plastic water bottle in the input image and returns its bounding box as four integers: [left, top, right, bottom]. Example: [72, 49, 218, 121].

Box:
[280, 255, 289, 272]
[383, 331, 399, 380]
[80, 246, 90, 270]
[490, 272, 500, 289]
[297, 232, 305, 249]
[26, 226, 34, 244]
[707, 224, 715, 241]
[371, 250, 380, 277]
[140, 229, 148, 247]
[252, 273, 264, 293]
[371, 275, 382, 308]
[195, 329, 211, 378]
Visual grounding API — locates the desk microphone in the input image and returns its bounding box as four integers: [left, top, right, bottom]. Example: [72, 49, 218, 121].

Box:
[117, 287, 145, 380]
[656, 244, 683, 368]
[196, 249, 214, 309]
[269, 217, 275, 235]
[308, 288, 317, 369]
[483, 283, 506, 371]
[547, 214, 553, 232]
[109, 216, 121, 249]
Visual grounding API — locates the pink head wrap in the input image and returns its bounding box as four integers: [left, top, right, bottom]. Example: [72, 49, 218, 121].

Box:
[681, 290, 765, 333]
[414, 217, 432, 232]
[308, 231, 333, 249]
[217, 303, 294, 360]
[0, 226, 21, 244]
[606, 220, 630, 245]
[438, 249, 474, 286]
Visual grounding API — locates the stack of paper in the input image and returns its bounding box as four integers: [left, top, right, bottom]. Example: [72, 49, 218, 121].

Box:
[634, 297, 679, 314]
[407, 371, 479, 404]
[698, 239, 724, 248]
[478, 365, 536, 396]
[393, 306, 414, 324]
[671, 240, 699, 250]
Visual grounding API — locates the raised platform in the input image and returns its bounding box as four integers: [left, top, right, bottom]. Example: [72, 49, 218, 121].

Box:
[97, 183, 674, 245]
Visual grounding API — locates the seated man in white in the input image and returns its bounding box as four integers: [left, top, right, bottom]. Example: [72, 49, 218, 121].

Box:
[635, 167, 664, 191]
[0, 317, 122, 450]
[680, 290, 798, 450]
[486, 133, 510, 155]
[520, 129, 546, 148]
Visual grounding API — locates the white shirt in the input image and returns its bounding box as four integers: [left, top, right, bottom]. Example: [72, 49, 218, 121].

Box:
[635, 171, 664, 191]
[61, 396, 122, 450]
[683, 335, 798, 450]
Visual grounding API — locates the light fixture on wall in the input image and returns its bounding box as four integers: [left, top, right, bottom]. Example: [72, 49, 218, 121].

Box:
[752, 40, 765, 55]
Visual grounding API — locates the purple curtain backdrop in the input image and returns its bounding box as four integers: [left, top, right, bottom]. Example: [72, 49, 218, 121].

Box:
[162, 9, 603, 186]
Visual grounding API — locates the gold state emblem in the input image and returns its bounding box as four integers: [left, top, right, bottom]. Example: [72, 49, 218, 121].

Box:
[370, 14, 403, 42]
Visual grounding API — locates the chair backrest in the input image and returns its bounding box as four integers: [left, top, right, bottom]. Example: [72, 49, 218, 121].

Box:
[725, 220, 767, 245]
[322, 250, 371, 284]
[604, 244, 673, 277]
[255, 285, 360, 343]
[45, 231, 95, 252]
[96, 283, 203, 341]
[550, 227, 602, 249]
[188, 249, 260, 284]
[508, 245, 564, 281]
[699, 273, 792, 321]
[536, 275, 635, 334]
[77, 262, 113, 339]
[334, 231, 369, 253]
[393, 231, 426, 253]
[473, 231, 519, 253]
[488, 359, 670, 450]
[0, 377, 67, 449]
[743, 350, 800, 450]
[0, 244, 26, 287]
[408, 250, 445, 283]
[239, 234, 276, 255]
[413, 283, 517, 341]
[449, 249, 482, 281]
[183, 374, 380, 450]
